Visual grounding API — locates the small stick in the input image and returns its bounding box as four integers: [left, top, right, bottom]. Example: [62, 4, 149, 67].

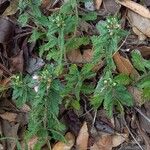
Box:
[134, 107, 150, 124]
[123, 116, 144, 150]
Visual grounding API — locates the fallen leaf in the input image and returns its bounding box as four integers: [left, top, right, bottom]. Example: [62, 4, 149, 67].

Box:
[132, 26, 146, 41]
[103, 0, 121, 14]
[52, 132, 75, 150]
[26, 57, 45, 74]
[67, 49, 84, 64]
[0, 112, 17, 122]
[94, 0, 102, 10]
[113, 52, 139, 78]
[28, 136, 38, 150]
[76, 122, 89, 150]
[90, 133, 127, 150]
[0, 0, 10, 15]
[2, 0, 19, 16]
[138, 46, 150, 58]
[117, 0, 150, 19]
[0, 17, 15, 43]
[2, 120, 19, 150]
[41, 0, 51, 8]
[85, 1, 95, 11]
[90, 134, 112, 150]
[128, 86, 143, 106]
[112, 133, 128, 147]
[127, 10, 150, 38]
[138, 102, 150, 134]
[9, 50, 24, 73]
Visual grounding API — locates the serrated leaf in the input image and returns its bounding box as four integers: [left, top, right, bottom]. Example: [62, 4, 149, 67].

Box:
[114, 74, 131, 85]
[65, 37, 90, 52]
[131, 50, 146, 72]
[82, 12, 97, 21]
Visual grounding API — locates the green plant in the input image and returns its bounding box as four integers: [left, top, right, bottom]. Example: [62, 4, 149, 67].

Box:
[91, 17, 133, 117]
[11, 65, 65, 149]
[10, 0, 144, 148]
[131, 50, 150, 101]
[62, 63, 95, 110]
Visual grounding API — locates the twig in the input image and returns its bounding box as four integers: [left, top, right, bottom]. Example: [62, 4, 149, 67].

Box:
[92, 110, 97, 128]
[134, 107, 150, 124]
[123, 116, 144, 150]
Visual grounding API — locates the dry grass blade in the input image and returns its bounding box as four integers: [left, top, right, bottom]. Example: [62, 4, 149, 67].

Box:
[117, 0, 150, 19]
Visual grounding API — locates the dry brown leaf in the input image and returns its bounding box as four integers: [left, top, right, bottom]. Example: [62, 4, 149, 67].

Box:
[90, 133, 127, 150]
[127, 10, 150, 38]
[128, 86, 143, 106]
[0, 112, 17, 122]
[2, 0, 19, 16]
[103, 0, 121, 15]
[67, 49, 83, 63]
[76, 122, 89, 150]
[41, 0, 51, 8]
[94, 0, 102, 10]
[21, 104, 31, 112]
[113, 52, 139, 78]
[112, 133, 128, 147]
[90, 134, 112, 150]
[132, 27, 147, 41]
[117, 0, 150, 19]
[138, 46, 150, 58]
[28, 136, 38, 150]
[52, 132, 75, 150]
[67, 49, 93, 64]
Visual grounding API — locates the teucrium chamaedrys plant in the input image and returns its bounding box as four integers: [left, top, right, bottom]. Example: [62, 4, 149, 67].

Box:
[12, 65, 65, 149]
[91, 16, 133, 117]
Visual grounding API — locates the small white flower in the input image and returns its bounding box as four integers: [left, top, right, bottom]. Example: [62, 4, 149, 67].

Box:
[104, 80, 108, 84]
[113, 82, 117, 86]
[34, 86, 39, 92]
[32, 75, 39, 80]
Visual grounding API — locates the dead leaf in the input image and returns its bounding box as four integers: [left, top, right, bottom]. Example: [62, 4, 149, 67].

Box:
[127, 10, 150, 38]
[128, 86, 143, 106]
[41, 0, 51, 8]
[90, 134, 112, 150]
[52, 132, 75, 150]
[103, 0, 121, 15]
[0, 112, 17, 122]
[117, 0, 150, 19]
[90, 133, 127, 150]
[0, 0, 10, 15]
[0, 17, 15, 43]
[67, 49, 84, 64]
[2, 0, 19, 16]
[9, 50, 24, 73]
[2, 120, 19, 150]
[132, 26, 146, 41]
[28, 136, 38, 150]
[112, 133, 128, 147]
[94, 0, 102, 10]
[82, 49, 93, 63]
[138, 46, 150, 58]
[76, 122, 89, 150]
[113, 52, 139, 78]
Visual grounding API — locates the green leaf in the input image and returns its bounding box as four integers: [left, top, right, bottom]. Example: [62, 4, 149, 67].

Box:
[82, 12, 97, 21]
[114, 74, 131, 85]
[65, 36, 90, 52]
[29, 29, 44, 42]
[131, 50, 146, 73]
[18, 13, 29, 26]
